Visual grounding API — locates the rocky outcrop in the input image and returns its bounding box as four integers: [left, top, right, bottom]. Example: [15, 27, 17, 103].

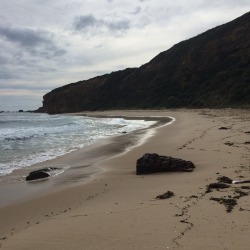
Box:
[39, 12, 250, 114]
[136, 153, 195, 175]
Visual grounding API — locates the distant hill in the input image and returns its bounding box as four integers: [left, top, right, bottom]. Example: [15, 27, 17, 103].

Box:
[40, 12, 250, 114]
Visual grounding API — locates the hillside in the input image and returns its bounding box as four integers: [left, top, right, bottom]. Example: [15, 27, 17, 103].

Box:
[40, 12, 250, 114]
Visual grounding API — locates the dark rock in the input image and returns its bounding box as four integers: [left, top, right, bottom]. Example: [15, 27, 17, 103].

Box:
[244, 141, 250, 144]
[156, 191, 174, 199]
[224, 142, 234, 146]
[217, 176, 233, 184]
[18, 110, 24, 113]
[136, 153, 195, 175]
[34, 106, 46, 113]
[26, 171, 49, 181]
[26, 167, 58, 181]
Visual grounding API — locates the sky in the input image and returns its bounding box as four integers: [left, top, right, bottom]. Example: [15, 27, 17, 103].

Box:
[0, 0, 249, 111]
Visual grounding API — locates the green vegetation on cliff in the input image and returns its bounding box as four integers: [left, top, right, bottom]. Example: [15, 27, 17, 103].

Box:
[41, 12, 250, 114]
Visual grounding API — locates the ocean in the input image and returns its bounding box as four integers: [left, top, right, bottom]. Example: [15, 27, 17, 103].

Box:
[0, 112, 155, 177]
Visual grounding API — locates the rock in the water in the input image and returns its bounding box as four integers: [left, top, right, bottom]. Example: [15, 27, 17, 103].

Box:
[136, 153, 195, 175]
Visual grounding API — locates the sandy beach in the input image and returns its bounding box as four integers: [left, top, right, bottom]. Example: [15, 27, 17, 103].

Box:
[0, 109, 249, 250]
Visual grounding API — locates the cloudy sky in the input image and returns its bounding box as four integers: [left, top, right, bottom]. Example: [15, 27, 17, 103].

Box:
[0, 0, 249, 111]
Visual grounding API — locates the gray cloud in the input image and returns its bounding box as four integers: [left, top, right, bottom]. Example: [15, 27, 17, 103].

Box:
[0, 71, 13, 80]
[107, 20, 130, 31]
[74, 14, 130, 34]
[0, 55, 7, 65]
[0, 26, 66, 58]
[0, 26, 50, 47]
[74, 15, 97, 30]
[0, 83, 49, 91]
[0, 60, 56, 81]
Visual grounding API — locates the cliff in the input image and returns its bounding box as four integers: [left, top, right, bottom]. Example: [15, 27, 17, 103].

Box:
[41, 12, 250, 114]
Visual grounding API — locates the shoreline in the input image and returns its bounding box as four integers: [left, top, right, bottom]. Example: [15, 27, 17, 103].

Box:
[0, 113, 172, 207]
[1, 109, 250, 249]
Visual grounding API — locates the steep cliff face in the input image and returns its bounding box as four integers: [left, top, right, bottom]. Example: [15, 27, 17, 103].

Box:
[41, 12, 250, 114]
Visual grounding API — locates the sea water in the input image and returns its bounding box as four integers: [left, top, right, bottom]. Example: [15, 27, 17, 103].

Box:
[0, 112, 154, 177]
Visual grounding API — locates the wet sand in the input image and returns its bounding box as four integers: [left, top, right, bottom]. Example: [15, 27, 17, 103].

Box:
[0, 109, 250, 249]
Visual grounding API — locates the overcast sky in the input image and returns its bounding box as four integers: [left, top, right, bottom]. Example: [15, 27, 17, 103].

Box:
[0, 0, 249, 111]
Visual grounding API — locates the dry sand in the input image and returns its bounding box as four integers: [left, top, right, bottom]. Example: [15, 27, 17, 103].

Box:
[0, 109, 249, 250]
